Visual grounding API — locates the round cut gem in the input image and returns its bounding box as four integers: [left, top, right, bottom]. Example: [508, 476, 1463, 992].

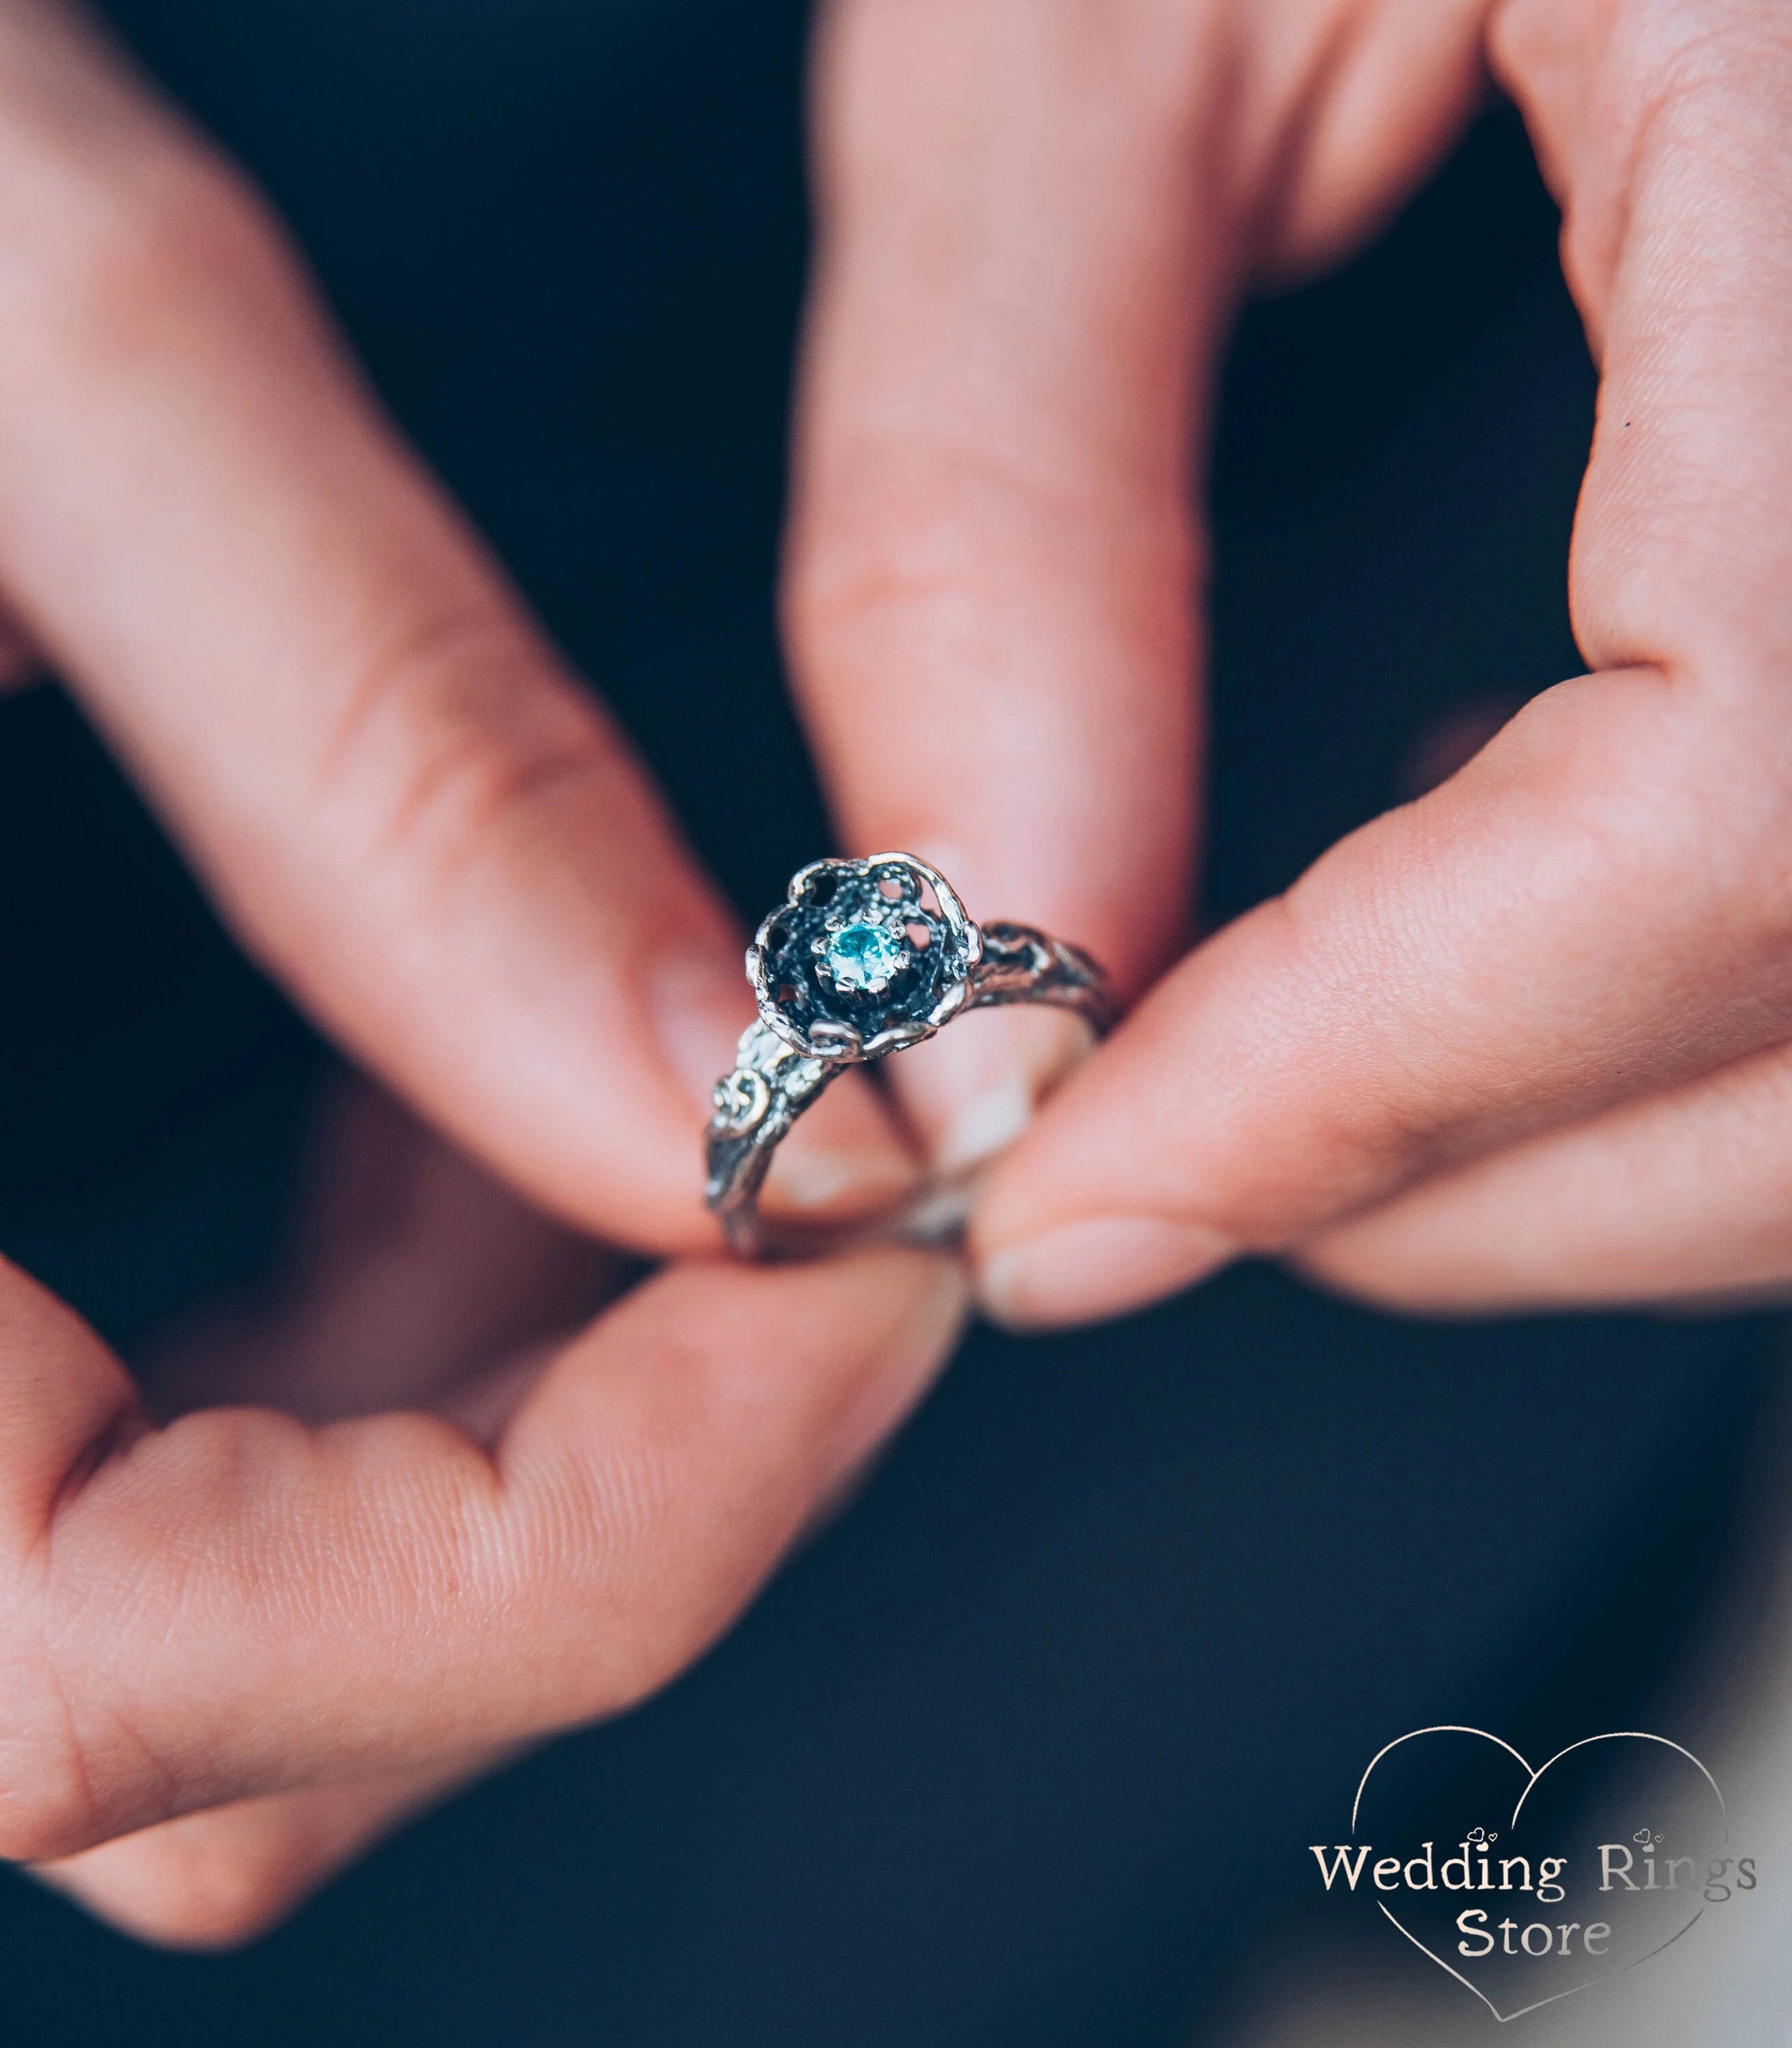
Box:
[825, 920, 905, 995]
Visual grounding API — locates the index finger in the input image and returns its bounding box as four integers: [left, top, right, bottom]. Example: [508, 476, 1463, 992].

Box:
[782, 0, 1217, 1162]
[0, 3, 909, 1249]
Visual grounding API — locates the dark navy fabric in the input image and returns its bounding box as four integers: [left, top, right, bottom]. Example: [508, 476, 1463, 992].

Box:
[0, 6, 1777, 2043]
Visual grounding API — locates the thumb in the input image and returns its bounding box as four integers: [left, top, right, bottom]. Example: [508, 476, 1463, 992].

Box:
[0, 1244, 967, 1860]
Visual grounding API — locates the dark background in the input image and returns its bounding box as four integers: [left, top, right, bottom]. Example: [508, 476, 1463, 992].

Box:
[0, 3, 1778, 2043]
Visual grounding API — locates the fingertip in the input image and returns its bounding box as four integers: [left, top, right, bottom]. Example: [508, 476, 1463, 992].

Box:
[975, 1214, 1235, 1331]
[895, 1003, 1097, 1176]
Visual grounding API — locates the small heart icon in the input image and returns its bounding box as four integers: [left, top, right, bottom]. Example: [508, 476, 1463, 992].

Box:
[1335, 1726, 1726, 2023]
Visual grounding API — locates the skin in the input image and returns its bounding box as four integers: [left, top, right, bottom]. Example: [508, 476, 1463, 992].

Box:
[18, 1082, 968, 1943]
[0, 0, 913, 1249]
[0, 0, 956, 1945]
[783, 0, 1792, 1324]
[3, 0, 1787, 1945]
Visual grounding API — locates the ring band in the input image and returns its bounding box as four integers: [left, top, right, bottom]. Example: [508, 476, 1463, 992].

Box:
[705, 853, 1114, 1255]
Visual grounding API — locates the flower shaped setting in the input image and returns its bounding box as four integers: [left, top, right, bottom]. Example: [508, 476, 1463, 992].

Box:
[747, 853, 982, 1059]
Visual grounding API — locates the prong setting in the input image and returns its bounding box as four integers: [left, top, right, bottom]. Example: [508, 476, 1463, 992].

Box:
[710, 864, 1114, 1254]
[748, 852, 977, 1062]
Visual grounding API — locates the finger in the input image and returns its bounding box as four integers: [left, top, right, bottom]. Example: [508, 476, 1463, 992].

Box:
[0, 1242, 966, 1860]
[974, 679, 1792, 1325]
[974, 5, 1792, 1326]
[36, 1081, 904, 1949]
[0, 1, 907, 1250]
[33, 1748, 507, 1951]
[1296, 1038, 1792, 1314]
[783, 0, 1219, 1165]
[783, 0, 1491, 1169]
[0, 603, 36, 694]
[147, 1075, 624, 1425]
[29, 1085, 583, 1949]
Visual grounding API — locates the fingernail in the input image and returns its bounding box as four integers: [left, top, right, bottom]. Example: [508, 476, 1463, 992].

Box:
[820, 1254, 971, 1498]
[652, 945, 916, 1219]
[898, 1005, 1096, 1174]
[769, 1141, 917, 1217]
[978, 1216, 1235, 1331]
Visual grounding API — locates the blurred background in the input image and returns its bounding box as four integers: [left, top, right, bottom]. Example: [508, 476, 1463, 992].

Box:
[0, 3, 1784, 2042]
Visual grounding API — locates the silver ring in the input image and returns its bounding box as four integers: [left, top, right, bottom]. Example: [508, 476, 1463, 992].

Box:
[705, 853, 1115, 1256]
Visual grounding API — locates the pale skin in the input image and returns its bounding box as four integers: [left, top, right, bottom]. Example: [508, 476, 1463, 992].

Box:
[800, 0, 1792, 1324]
[0, 0, 953, 1946]
[0, 0, 1784, 1945]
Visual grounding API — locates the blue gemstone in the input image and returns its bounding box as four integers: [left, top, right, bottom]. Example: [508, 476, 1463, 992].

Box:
[825, 920, 905, 995]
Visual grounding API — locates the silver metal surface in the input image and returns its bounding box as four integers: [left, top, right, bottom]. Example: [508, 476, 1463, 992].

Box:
[706, 854, 1115, 1257]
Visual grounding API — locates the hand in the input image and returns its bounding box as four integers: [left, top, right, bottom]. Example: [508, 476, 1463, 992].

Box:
[786, 0, 1792, 1321]
[0, 0, 946, 1944]
[6, 1078, 967, 1946]
[0, 0, 912, 1250]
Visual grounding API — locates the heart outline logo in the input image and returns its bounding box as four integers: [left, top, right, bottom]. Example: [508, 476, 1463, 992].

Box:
[1350, 1726, 1727, 2024]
